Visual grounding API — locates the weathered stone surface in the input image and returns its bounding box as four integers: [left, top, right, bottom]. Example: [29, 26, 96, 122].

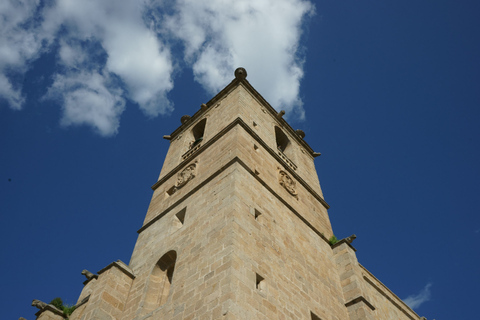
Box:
[51, 68, 424, 320]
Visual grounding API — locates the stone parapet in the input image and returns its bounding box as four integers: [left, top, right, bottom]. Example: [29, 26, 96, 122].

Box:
[360, 264, 422, 320]
[333, 241, 376, 320]
[71, 260, 135, 320]
[35, 304, 65, 320]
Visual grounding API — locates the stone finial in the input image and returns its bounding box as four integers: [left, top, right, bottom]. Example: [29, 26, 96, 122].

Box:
[181, 115, 191, 124]
[32, 299, 47, 310]
[201, 103, 208, 110]
[296, 129, 305, 139]
[234, 67, 247, 80]
[345, 234, 357, 244]
[19, 318, 27, 320]
[81, 269, 98, 281]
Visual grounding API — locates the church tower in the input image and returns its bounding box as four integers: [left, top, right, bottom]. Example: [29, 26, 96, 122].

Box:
[34, 68, 425, 320]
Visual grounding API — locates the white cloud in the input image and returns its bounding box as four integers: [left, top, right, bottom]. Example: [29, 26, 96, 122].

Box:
[0, 0, 46, 109]
[403, 282, 432, 310]
[44, 71, 125, 137]
[0, 74, 25, 110]
[1, 0, 314, 134]
[41, 0, 174, 133]
[154, 0, 315, 119]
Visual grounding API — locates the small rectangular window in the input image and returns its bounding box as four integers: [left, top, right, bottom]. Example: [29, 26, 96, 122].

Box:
[171, 207, 186, 233]
[254, 209, 261, 220]
[175, 208, 186, 225]
[256, 273, 265, 291]
[166, 185, 176, 196]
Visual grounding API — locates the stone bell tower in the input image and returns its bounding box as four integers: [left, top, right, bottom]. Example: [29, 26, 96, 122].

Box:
[33, 68, 425, 320]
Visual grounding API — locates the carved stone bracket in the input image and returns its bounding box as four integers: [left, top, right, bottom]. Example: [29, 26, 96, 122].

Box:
[278, 169, 298, 198]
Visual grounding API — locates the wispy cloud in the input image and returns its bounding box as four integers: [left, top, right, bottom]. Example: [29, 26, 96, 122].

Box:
[1, 0, 314, 135]
[403, 282, 432, 309]
[0, 0, 46, 110]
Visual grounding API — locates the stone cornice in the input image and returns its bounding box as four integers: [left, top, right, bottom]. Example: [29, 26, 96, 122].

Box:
[152, 117, 329, 211]
[98, 260, 135, 279]
[141, 156, 330, 246]
[75, 295, 90, 308]
[83, 277, 96, 286]
[35, 304, 65, 318]
[345, 296, 376, 311]
[167, 70, 316, 157]
[331, 238, 357, 252]
[360, 264, 420, 320]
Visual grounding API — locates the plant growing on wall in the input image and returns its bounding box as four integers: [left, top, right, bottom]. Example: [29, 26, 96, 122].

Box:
[49, 297, 76, 318]
[329, 235, 338, 245]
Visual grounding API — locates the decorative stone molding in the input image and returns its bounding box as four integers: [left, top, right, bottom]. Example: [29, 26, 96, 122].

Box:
[98, 260, 135, 279]
[182, 142, 202, 160]
[152, 118, 329, 210]
[331, 238, 358, 252]
[180, 115, 191, 124]
[277, 149, 297, 170]
[278, 169, 298, 198]
[296, 129, 305, 139]
[345, 296, 376, 311]
[176, 162, 197, 188]
[360, 264, 419, 320]
[167, 162, 197, 196]
[234, 67, 247, 79]
[76, 295, 90, 308]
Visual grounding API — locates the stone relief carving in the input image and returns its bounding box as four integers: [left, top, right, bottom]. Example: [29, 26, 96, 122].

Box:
[166, 162, 197, 197]
[278, 169, 298, 198]
[176, 162, 197, 188]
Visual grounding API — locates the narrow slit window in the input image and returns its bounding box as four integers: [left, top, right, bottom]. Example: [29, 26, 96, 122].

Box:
[256, 273, 265, 291]
[172, 208, 186, 232]
[254, 209, 261, 221]
[166, 186, 176, 196]
[175, 208, 186, 225]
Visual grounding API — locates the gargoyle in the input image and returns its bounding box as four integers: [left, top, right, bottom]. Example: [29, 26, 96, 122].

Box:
[31, 299, 47, 310]
[81, 269, 98, 281]
[345, 234, 357, 244]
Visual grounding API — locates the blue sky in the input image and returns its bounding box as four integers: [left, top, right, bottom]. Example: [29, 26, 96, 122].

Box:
[1, 1, 479, 319]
